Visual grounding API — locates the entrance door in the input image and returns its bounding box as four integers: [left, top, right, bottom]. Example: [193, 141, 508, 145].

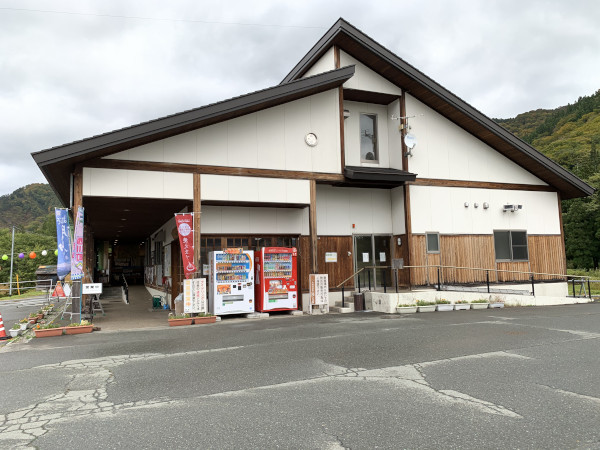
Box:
[354, 235, 392, 289]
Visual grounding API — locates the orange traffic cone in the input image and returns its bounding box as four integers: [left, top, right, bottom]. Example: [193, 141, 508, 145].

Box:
[0, 312, 8, 340]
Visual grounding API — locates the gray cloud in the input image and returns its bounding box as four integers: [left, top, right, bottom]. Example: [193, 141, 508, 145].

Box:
[0, 0, 598, 196]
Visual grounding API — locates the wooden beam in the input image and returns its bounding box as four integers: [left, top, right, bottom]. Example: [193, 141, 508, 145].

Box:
[193, 173, 201, 276]
[309, 180, 318, 274]
[85, 159, 345, 183]
[411, 178, 557, 192]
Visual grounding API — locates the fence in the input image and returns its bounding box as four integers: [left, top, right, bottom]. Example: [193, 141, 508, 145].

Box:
[335, 264, 596, 300]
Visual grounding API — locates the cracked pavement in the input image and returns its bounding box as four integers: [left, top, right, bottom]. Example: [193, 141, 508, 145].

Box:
[1, 303, 599, 449]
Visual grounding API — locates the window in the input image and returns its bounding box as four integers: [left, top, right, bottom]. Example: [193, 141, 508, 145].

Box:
[426, 232, 440, 253]
[360, 113, 378, 162]
[493, 230, 528, 261]
[154, 241, 162, 265]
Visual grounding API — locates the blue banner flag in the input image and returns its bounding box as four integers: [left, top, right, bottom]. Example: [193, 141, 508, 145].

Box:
[55, 208, 71, 280]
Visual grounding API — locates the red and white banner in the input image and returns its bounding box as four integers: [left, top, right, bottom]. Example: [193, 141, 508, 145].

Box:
[175, 213, 196, 279]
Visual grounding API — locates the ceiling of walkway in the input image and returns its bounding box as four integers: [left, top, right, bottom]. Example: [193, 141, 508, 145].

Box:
[83, 197, 191, 242]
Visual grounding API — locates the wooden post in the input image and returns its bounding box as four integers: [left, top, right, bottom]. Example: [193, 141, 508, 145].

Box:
[309, 179, 318, 274]
[400, 94, 412, 288]
[193, 173, 201, 277]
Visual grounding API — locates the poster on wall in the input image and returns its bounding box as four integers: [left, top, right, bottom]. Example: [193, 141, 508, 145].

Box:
[325, 252, 337, 263]
[175, 213, 196, 279]
[184, 278, 207, 313]
[164, 244, 171, 277]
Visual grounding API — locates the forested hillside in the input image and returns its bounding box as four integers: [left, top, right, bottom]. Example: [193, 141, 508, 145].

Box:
[496, 89, 600, 269]
[0, 184, 60, 284]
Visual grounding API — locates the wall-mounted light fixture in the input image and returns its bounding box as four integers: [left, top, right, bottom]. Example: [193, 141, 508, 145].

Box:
[464, 202, 469, 208]
[343, 109, 351, 119]
[474, 203, 479, 208]
[483, 202, 489, 209]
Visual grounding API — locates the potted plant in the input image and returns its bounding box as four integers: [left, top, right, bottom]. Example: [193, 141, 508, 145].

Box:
[36, 309, 45, 320]
[65, 320, 93, 335]
[28, 312, 38, 324]
[9, 324, 22, 338]
[34, 323, 65, 338]
[396, 303, 418, 314]
[19, 318, 29, 331]
[168, 313, 193, 326]
[454, 300, 470, 311]
[435, 299, 454, 311]
[193, 313, 217, 325]
[416, 300, 436, 312]
[489, 296, 505, 309]
[470, 299, 490, 310]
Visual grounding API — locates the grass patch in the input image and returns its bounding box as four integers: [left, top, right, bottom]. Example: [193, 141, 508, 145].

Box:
[0, 289, 45, 301]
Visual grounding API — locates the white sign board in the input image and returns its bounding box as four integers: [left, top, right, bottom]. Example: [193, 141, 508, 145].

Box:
[309, 274, 329, 305]
[184, 278, 207, 313]
[325, 252, 337, 263]
[379, 252, 386, 262]
[82, 283, 102, 295]
[362, 253, 369, 263]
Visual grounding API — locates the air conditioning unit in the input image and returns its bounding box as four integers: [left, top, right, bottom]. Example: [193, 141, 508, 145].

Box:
[503, 204, 523, 212]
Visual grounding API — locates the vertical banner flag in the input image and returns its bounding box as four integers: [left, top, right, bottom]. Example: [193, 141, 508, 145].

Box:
[54, 208, 72, 280]
[71, 206, 84, 280]
[175, 213, 196, 279]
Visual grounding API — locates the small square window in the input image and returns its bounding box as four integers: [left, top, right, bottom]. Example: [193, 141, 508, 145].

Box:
[494, 230, 529, 261]
[426, 233, 440, 253]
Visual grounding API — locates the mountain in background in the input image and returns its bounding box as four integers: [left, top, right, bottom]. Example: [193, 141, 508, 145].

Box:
[0, 183, 60, 235]
[495, 89, 600, 179]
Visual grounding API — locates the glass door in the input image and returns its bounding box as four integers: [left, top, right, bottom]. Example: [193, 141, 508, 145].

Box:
[374, 235, 391, 288]
[354, 235, 392, 289]
[354, 235, 373, 289]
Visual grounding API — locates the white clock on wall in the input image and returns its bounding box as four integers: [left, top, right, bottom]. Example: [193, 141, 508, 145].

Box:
[304, 133, 318, 147]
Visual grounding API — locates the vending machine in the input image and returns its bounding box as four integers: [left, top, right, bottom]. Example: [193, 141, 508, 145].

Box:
[209, 249, 255, 315]
[255, 247, 298, 312]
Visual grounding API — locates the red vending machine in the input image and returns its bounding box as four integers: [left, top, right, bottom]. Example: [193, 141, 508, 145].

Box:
[255, 247, 298, 312]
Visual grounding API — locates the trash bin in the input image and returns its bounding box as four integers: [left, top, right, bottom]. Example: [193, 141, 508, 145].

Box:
[353, 293, 364, 311]
[174, 293, 184, 315]
[152, 296, 162, 309]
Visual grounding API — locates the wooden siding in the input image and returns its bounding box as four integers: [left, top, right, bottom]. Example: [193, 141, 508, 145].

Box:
[528, 234, 567, 281]
[393, 234, 410, 286]
[299, 235, 354, 292]
[409, 234, 566, 286]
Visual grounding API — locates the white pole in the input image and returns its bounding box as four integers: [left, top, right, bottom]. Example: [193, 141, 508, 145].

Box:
[9, 225, 15, 296]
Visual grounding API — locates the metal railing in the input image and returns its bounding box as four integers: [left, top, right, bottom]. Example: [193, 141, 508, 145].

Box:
[332, 264, 594, 304]
[0, 278, 55, 297]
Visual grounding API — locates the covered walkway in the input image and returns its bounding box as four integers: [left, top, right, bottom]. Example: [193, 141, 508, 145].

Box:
[90, 285, 169, 331]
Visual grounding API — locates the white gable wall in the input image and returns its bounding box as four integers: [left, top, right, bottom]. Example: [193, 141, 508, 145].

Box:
[302, 47, 336, 78]
[104, 90, 341, 174]
[410, 185, 561, 235]
[405, 94, 548, 185]
[340, 51, 403, 96]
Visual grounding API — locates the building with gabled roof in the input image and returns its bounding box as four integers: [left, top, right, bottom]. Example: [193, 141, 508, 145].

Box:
[32, 18, 593, 309]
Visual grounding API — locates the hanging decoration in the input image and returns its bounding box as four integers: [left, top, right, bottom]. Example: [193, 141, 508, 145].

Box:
[18, 253, 24, 259]
[1, 255, 7, 260]
[42, 250, 48, 256]
[29, 252, 36, 259]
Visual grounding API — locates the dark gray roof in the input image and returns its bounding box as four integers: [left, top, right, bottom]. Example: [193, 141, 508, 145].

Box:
[282, 18, 594, 200]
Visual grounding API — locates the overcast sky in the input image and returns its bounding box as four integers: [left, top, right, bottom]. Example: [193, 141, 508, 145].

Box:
[1, 0, 598, 197]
